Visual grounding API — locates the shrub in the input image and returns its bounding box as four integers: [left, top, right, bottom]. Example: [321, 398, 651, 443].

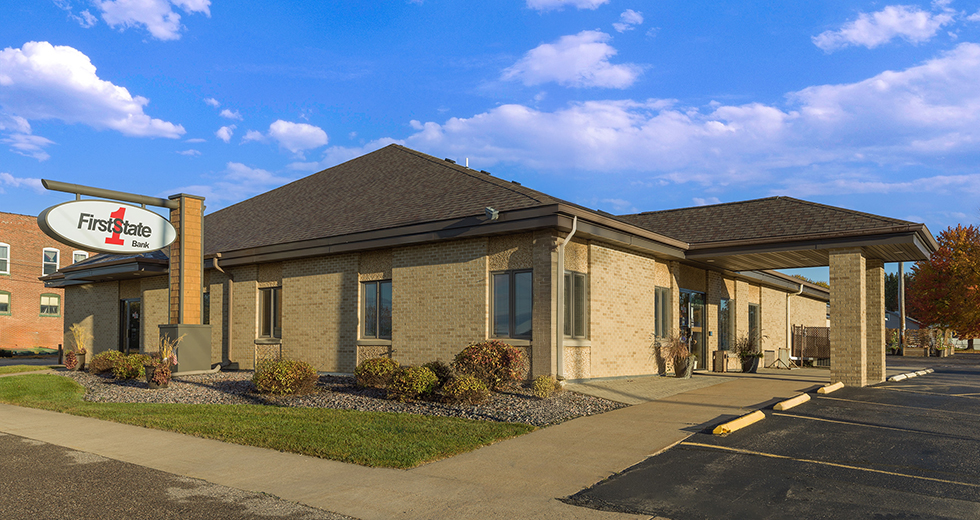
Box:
[443, 375, 490, 405]
[89, 351, 125, 374]
[387, 366, 439, 402]
[533, 375, 563, 399]
[63, 350, 78, 370]
[452, 340, 526, 390]
[113, 354, 150, 380]
[354, 357, 399, 389]
[422, 360, 453, 389]
[253, 359, 319, 395]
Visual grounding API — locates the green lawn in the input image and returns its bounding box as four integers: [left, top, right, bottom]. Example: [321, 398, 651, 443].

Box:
[0, 365, 54, 375]
[0, 375, 535, 468]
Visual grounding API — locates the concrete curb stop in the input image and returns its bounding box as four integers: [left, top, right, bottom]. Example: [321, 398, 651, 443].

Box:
[817, 382, 844, 394]
[889, 374, 908, 382]
[712, 410, 765, 435]
[889, 368, 935, 382]
[774, 393, 811, 411]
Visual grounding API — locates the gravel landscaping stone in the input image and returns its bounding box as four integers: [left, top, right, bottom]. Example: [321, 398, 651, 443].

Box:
[59, 371, 627, 427]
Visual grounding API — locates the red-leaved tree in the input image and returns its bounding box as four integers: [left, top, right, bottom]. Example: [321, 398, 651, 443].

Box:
[907, 224, 980, 342]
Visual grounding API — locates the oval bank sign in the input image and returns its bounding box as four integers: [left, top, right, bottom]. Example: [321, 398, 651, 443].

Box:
[38, 200, 177, 255]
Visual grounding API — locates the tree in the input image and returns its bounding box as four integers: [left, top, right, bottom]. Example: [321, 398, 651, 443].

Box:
[790, 275, 829, 290]
[907, 224, 980, 342]
[884, 271, 915, 313]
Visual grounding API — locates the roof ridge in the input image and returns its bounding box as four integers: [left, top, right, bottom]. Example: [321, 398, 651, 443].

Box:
[774, 196, 914, 225]
[623, 196, 781, 217]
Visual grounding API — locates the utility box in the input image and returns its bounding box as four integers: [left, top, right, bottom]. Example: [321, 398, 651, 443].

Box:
[159, 324, 212, 373]
[713, 350, 726, 372]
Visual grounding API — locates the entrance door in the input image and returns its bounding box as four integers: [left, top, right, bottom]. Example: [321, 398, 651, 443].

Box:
[679, 291, 706, 368]
[120, 299, 141, 355]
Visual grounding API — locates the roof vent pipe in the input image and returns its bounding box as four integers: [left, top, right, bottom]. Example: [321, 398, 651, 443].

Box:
[556, 215, 578, 380]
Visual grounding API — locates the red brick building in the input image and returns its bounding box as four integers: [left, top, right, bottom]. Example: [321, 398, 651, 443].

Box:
[0, 212, 92, 349]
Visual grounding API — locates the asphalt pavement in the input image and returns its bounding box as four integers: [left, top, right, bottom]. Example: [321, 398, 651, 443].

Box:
[564, 355, 980, 519]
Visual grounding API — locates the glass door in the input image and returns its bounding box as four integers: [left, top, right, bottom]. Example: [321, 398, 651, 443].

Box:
[679, 290, 706, 369]
[120, 299, 141, 355]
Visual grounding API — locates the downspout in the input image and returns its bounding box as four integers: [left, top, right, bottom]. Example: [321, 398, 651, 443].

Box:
[556, 216, 577, 380]
[213, 253, 234, 368]
[787, 283, 804, 354]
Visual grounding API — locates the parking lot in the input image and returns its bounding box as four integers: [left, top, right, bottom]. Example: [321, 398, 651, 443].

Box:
[565, 355, 980, 519]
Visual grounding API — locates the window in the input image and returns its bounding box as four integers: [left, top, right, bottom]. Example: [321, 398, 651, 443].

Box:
[492, 270, 532, 339]
[718, 299, 732, 350]
[0, 291, 10, 315]
[202, 291, 210, 326]
[748, 303, 760, 346]
[564, 271, 588, 338]
[73, 251, 88, 264]
[40, 294, 60, 317]
[654, 286, 670, 338]
[42, 248, 59, 276]
[0, 243, 9, 275]
[258, 287, 281, 339]
[362, 280, 392, 339]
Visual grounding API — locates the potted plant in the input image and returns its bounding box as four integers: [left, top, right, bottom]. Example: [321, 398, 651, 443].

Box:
[660, 334, 695, 379]
[734, 335, 763, 373]
[68, 323, 90, 371]
[145, 334, 182, 389]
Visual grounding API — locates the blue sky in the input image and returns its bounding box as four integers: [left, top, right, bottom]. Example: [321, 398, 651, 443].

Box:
[3, 1, 980, 282]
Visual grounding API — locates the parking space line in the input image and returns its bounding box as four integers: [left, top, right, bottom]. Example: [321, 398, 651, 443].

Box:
[818, 396, 980, 418]
[680, 442, 980, 489]
[770, 412, 975, 440]
[879, 387, 980, 400]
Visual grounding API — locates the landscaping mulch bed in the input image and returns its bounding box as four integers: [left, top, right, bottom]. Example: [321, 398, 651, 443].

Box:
[59, 371, 627, 427]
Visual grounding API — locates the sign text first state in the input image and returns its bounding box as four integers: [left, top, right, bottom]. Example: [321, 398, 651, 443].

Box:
[77, 212, 153, 238]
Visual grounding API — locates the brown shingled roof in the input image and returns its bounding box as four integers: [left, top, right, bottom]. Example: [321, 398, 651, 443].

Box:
[617, 197, 916, 245]
[203, 144, 563, 255]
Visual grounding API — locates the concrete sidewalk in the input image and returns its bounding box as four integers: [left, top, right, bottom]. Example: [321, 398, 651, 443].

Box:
[0, 368, 839, 519]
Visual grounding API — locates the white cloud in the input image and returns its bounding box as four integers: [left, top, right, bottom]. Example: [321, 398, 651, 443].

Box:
[693, 197, 721, 206]
[968, 10, 980, 22]
[185, 137, 206, 143]
[401, 43, 980, 194]
[526, 0, 608, 12]
[502, 30, 642, 89]
[242, 130, 265, 143]
[813, 5, 954, 52]
[613, 9, 643, 33]
[204, 97, 220, 107]
[168, 162, 292, 208]
[216, 124, 235, 143]
[176, 149, 200, 156]
[264, 120, 328, 154]
[219, 108, 243, 121]
[0, 42, 185, 139]
[54, 1, 99, 28]
[94, 0, 211, 41]
[1, 133, 55, 161]
[288, 138, 401, 172]
[0, 172, 44, 193]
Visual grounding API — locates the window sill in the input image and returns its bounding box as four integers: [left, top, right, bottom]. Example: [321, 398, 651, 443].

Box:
[494, 338, 531, 346]
[356, 339, 392, 346]
[562, 338, 591, 347]
[254, 338, 282, 345]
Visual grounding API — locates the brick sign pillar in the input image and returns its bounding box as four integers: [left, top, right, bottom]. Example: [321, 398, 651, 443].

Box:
[829, 248, 886, 387]
[159, 193, 211, 372]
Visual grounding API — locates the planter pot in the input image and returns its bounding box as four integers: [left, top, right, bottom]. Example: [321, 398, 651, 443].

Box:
[674, 357, 694, 379]
[145, 366, 170, 389]
[741, 357, 760, 373]
[70, 353, 86, 371]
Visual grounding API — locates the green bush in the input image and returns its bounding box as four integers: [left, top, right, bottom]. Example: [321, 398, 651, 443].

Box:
[443, 375, 490, 405]
[452, 340, 526, 390]
[354, 357, 399, 389]
[89, 351, 125, 374]
[112, 354, 150, 380]
[387, 366, 439, 402]
[422, 360, 453, 389]
[532, 375, 563, 399]
[253, 359, 319, 395]
[0, 349, 12, 358]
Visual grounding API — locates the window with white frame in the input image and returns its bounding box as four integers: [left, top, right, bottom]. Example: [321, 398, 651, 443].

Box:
[42, 248, 59, 276]
[564, 271, 588, 338]
[361, 280, 392, 339]
[73, 251, 88, 264]
[0, 291, 10, 315]
[40, 294, 60, 317]
[0, 243, 9, 275]
[258, 287, 281, 339]
[492, 270, 532, 339]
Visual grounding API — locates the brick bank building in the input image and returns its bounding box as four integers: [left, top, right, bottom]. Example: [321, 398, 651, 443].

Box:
[45, 145, 938, 386]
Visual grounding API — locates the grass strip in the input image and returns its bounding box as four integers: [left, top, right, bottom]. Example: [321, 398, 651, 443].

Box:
[0, 365, 54, 375]
[0, 374, 535, 468]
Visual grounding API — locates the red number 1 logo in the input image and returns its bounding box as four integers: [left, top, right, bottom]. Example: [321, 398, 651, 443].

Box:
[105, 207, 126, 245]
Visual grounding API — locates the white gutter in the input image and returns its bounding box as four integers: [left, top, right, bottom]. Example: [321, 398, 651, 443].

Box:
[787, 283, 804, 353]
[556, 216, 577, 379]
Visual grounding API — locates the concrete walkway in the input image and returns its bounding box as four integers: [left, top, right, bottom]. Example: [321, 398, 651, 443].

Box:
[0, 367, 870, 519]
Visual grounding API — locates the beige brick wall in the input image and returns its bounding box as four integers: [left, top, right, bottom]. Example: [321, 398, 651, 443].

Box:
[206, 271, 226, 364]
[678, 265, 706, 293]
[830, 248, 867, 386]
[282, 254, 358, 372]
[141, 276, 169, 355]
[531, 230, 556, 377]
[761, 287, 787, 352]
[587, 242, 658, 378]
[358, 250, 392, 281]
[392, 238, 488, 366]
[791, 295, 828, 328]
[488, 233, 533, 271]
[866, 258, 885, 384]
[64, 282, 119, 356]
[228, 265, 258, 369]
